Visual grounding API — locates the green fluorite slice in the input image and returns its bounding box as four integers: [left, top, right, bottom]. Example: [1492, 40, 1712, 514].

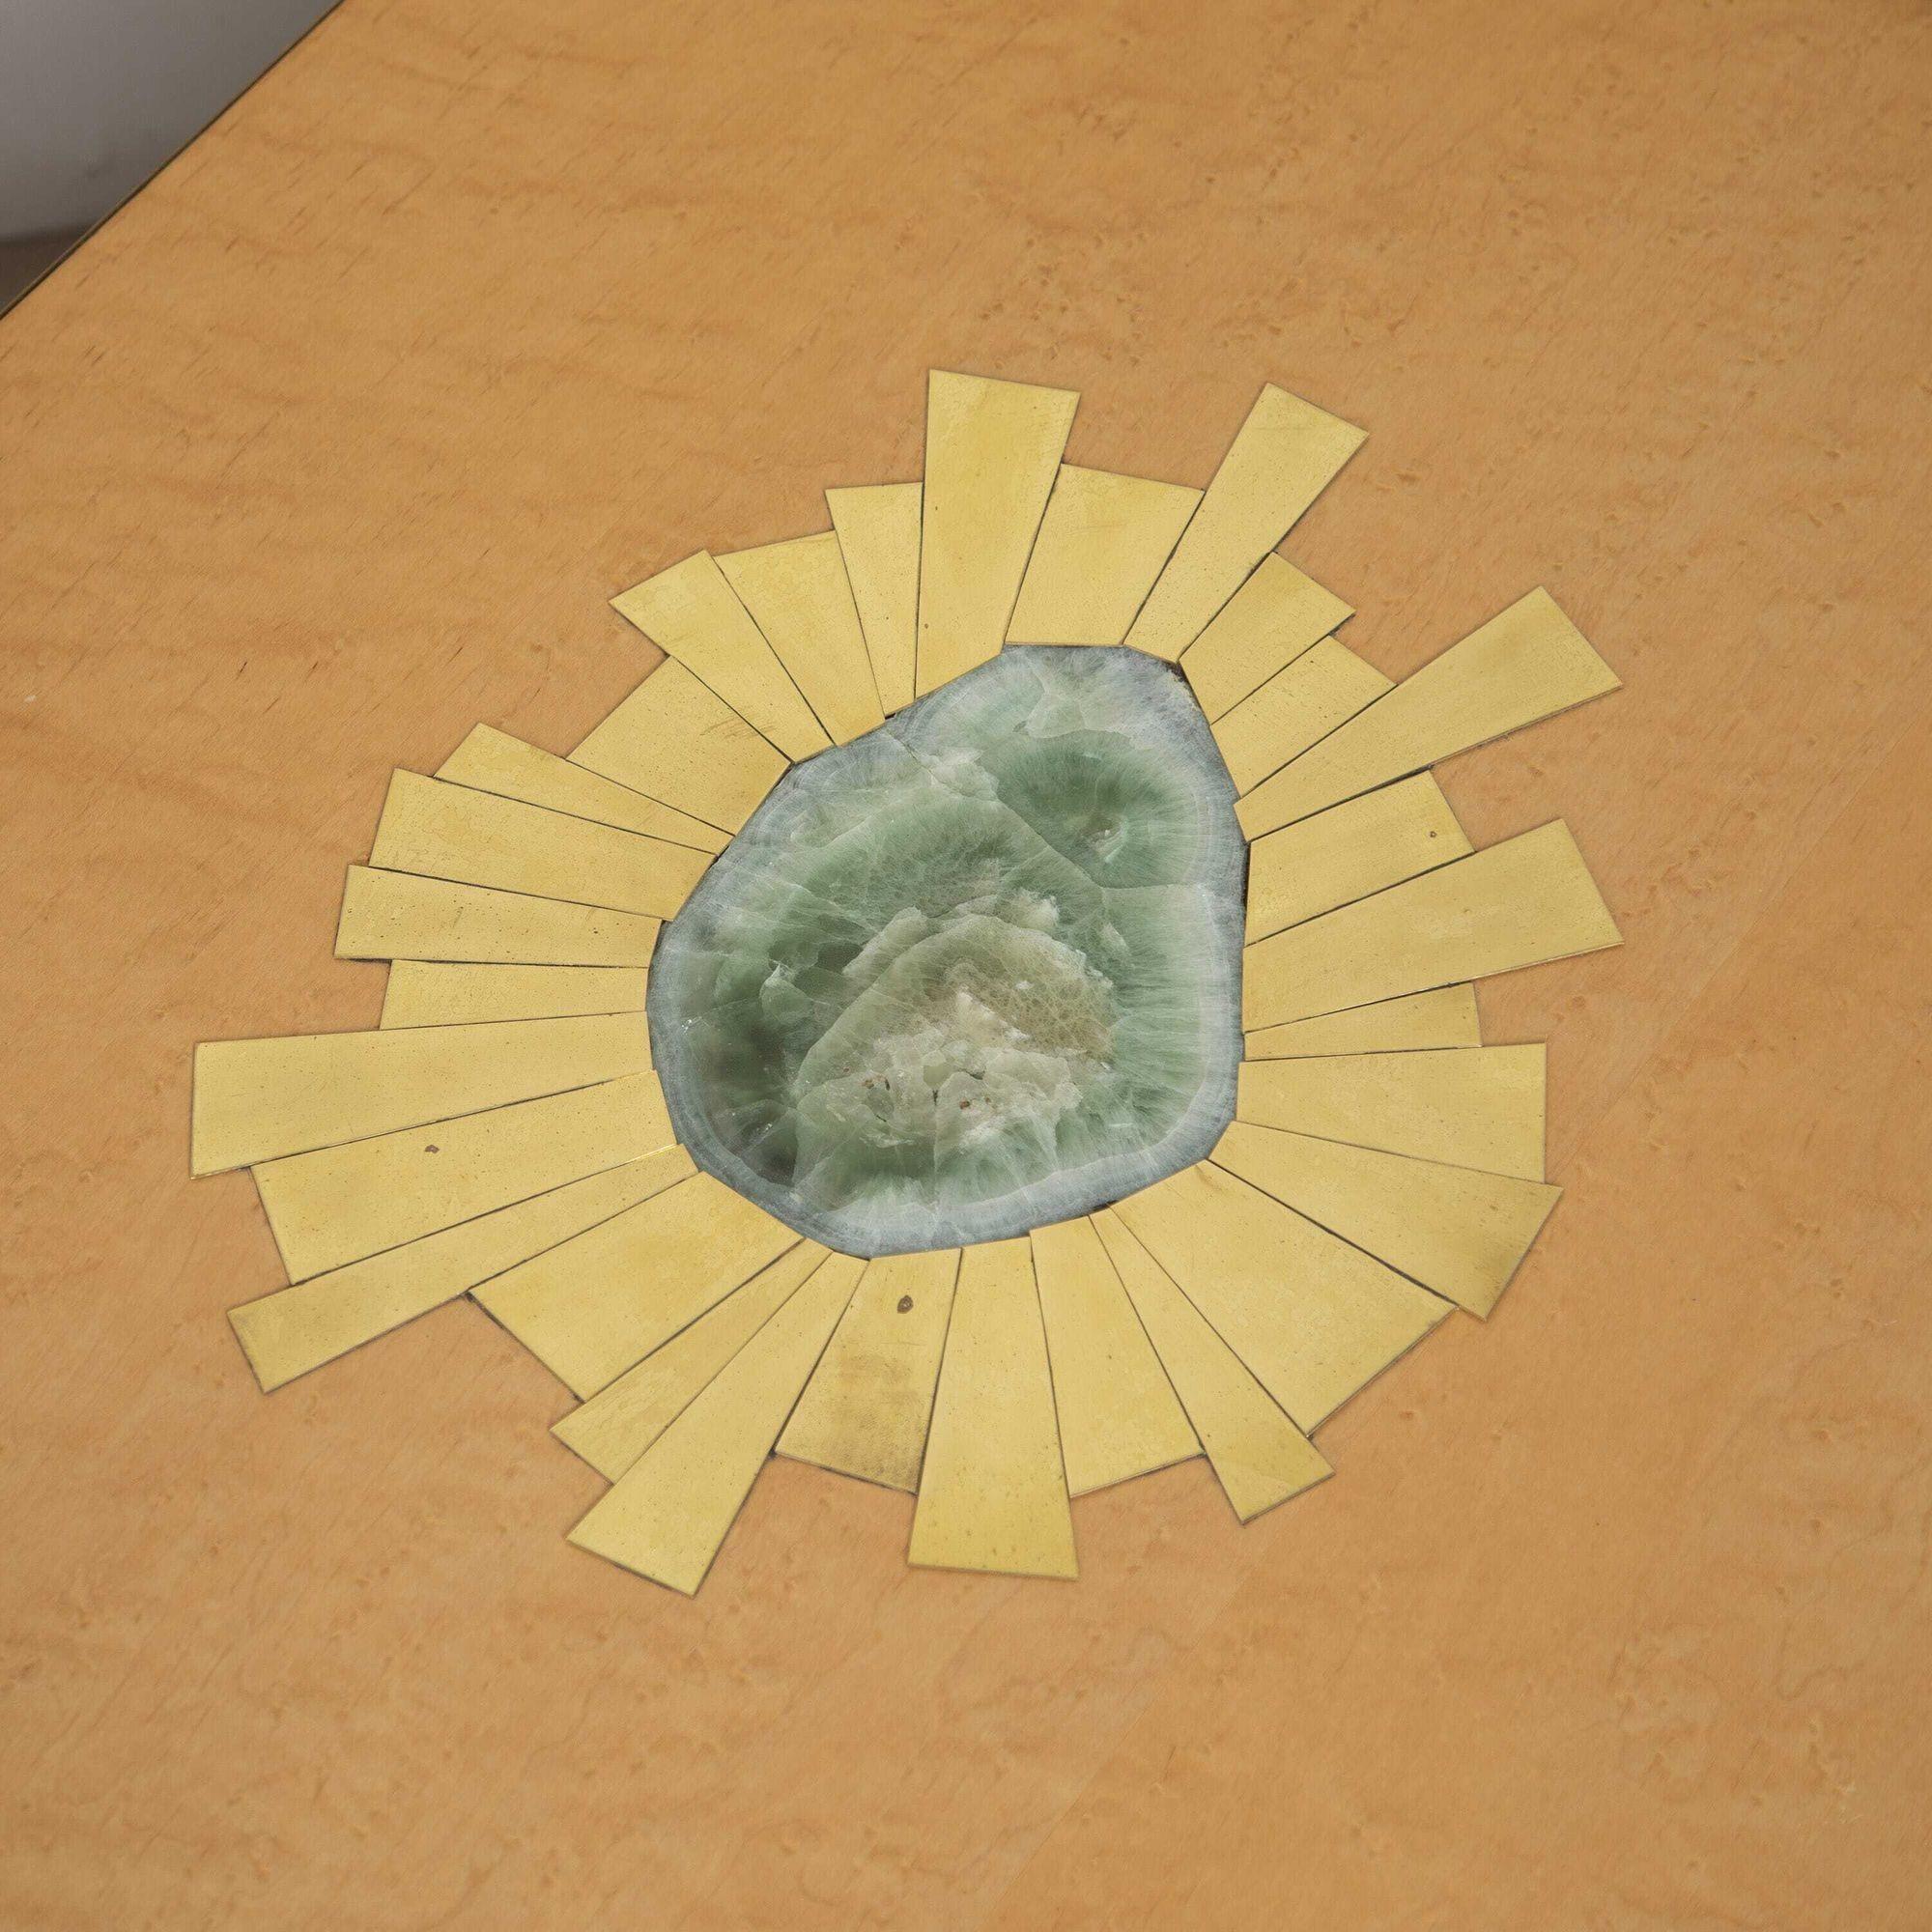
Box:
[649, 645, 1244, 1255]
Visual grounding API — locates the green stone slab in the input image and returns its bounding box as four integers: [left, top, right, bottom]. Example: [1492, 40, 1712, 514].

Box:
[648, 647, 1245, 1254]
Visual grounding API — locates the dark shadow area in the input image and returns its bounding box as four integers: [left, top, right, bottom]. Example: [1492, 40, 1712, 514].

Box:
[0, 230, 86, 312]
[1, 0, 341, 320]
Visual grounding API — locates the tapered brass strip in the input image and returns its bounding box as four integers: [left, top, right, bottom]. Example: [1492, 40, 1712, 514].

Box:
[776, 1249, 961, 1492]
[554, 1242, 831, 1480]
[717, 531, 886, 746]
[1235, 586, 1619, 837]
[1094, 1210, 1331, 1521]
[1007, 466, 1200, 646]
[1237, 1045, 1548, 1181]
[1113, 1162, 1450, 1432]
[380, 962, 648, 1029]
[909, 1236, 1077, 1578]
[192, 1011, 651, 1173]
[1179, 554, 1351, 721]
[916, 370, 1078, 695]
[473, 1171, 802, 1398]
[568, 1252, 864, 1595]
[1242, 820, 1620, 1030]
[1212, 1122, 1561, 1318]
[437, 723, 724, 853]
[827, 482, 921, 716]
[336, 867, 660, 967]
[1244, 774, 1470, 944]
[611, 550, 829, 759]
[1124, 384, 1365, 662]
[571, 659, 788, 835]
[230, 1150, 693, 1390]
[252, 1072, 674, 1281]
[1031, 1216, 1198, 1495]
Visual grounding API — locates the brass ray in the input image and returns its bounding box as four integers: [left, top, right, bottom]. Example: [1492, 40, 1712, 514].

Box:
[1212, 1122, 1561, 1318]
[436, 723, 725, 853]
[1243, 985, 1482, 1060]
[252, 1072, 674, 1281]
[1242, 820, 1620, 1029]
[335, 867, 660, 967]
[191, 1011, 650, 1173]
[1212, 638, 1392, 796]
[916, 370, 1078, 695]
[370, 769, 708, 919]
[1093, 1209, 1331, 1521]
[1179, 554, 1352, 721]
[473, 1171, 802, 1398]
[229, 1150, 693, 1390]
[1006, 466, 1201, 646]
[1113, 1162, 1450, 1432]
[909, 1236, 1077, 1578]
[611, 551, 829, 759]
[1238, 1044, 1547, 1180]
[570, 660, 788, 835]
[554, 1242, 831, 1480]
[827, 481, 921, 716]
[1235, 586, 1619, 836]
[717, 531, 886, 746]
[1244, 774, 1470, 944]
[776, 1249, 961, 1492]
[380, 962, 648, 1029]
[1031, 1216, 1198, 1495]
[1124, 384, 1365, 661]
[567, 1252, 864, 1595]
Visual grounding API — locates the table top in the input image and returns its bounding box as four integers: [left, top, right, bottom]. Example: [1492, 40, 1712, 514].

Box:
[4, 1, 1928, 1924]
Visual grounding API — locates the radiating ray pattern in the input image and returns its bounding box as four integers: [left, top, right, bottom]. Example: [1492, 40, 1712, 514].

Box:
[192, 370, 1621, 1594]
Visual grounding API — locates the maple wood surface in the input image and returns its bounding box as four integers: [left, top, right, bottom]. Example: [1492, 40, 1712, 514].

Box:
[3, 1, 1928, 1925]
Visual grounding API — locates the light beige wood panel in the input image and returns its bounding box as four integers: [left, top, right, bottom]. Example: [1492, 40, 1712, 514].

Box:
[1031, 1216, 1198, 1495]
[916, 370, 1078, 694]
[335, 867, 662, 967]
[1237, 1045, 1548, 1180]
[1243, 985, 1482, 1061]
[1093, 1209, 1331, 1521]
[909, 1236, 1077, 1578]
[473, 1172, 803, 1397]
[1006, 465, 1201, 645]
[611, 550, 829, 759]
[1242, 820, 1622, 1030]
[1212, 1122, 1562, 1318]
[567, 1253, 865, 1595]
[380, 962, 649, 1029]
[436, 724, 725, 853]
[190, 1011, 651, 1173]
[1112, 1162, 1451, 1432]
[251, 1073, 675, 1283]
[1179, 554, 1353, 720]
[827, 481, 922, 716]
[1245, 774, 1471, 943]
[1212, 639, 1392, 794]
[1235, 586, 1621, 835]
[229, 1149, 693, 1390]
[570, 659, 789, 834]
[554, 1243, 831, 1480]
[717, 530, 886, 745]
[369, 769, 709, 918]
[777, 1249, 961, 1492]
[1123, 384, 1366, 661]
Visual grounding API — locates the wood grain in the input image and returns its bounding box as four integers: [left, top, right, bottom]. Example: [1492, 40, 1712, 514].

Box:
[1, 0, 1927, 1925]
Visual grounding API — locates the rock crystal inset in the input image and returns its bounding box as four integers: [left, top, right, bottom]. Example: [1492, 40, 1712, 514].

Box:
[649, 646, 1245, 1254]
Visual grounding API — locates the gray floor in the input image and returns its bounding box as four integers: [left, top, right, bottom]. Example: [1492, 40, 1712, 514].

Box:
[0, 231, 84, 313]
[1, 0, 338, 318]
